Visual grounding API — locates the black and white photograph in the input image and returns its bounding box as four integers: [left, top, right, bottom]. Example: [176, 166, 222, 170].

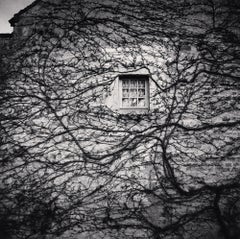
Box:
[0, 0, 240, 238]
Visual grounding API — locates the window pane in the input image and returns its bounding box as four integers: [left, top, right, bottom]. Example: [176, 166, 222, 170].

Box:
[130, 80, 137, 88]
[138, 98, 146, 107]
[130, 98, 137, 107]
[122, 89, 129, 97]
[122, 80, 129, 89]
[130, 89, 137, 97]
[138, 89, 145, 97]
[138, 79, 145, 88]
[122, 98, 129, 107]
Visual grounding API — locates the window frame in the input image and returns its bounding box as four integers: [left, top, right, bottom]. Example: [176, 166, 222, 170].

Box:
[118, 75, 150, 110]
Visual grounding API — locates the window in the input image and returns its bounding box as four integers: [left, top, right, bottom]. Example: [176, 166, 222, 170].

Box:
[119, 75, 149, 109]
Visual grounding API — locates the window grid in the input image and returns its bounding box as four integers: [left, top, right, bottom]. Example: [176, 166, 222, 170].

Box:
[120, 76, 149, 109]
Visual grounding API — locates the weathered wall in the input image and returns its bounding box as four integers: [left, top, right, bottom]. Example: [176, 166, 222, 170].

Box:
[1, 0, 240, 239]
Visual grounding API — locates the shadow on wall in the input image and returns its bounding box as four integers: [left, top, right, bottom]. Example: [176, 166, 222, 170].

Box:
[0, 223, 12, 239]
[207, 226, 240, 239]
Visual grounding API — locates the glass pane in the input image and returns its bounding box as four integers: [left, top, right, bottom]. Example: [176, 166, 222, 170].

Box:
[130, 98, 137, 107]
[138, 98, 146, 107]
[138, 79, 145, 88]
[122, 89, 129, 97]
[122, 98, 129, 107]
[130, 89, 137, 97]
[138, 89, 145, 97]
[130, 80, 137, 88]
[122, 80, 129, 89]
